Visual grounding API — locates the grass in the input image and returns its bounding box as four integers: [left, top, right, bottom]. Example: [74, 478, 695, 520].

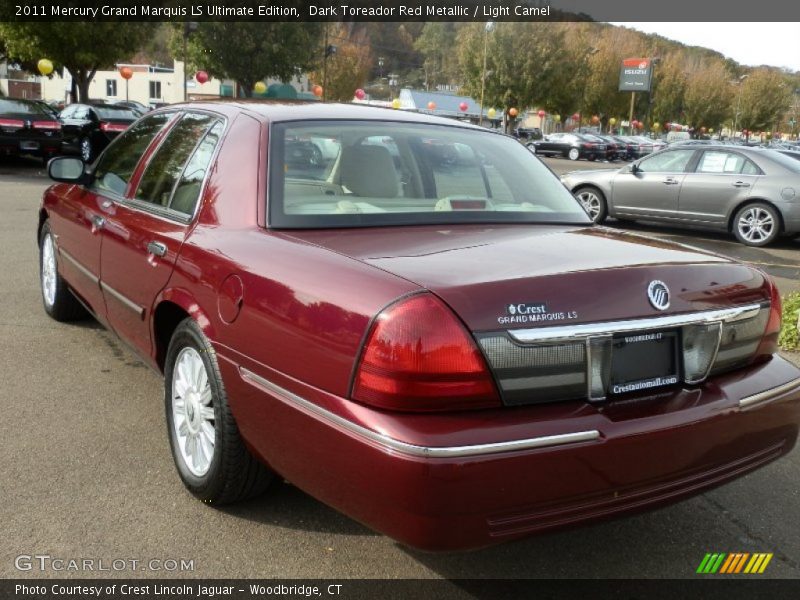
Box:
[779, 292, 800, 351]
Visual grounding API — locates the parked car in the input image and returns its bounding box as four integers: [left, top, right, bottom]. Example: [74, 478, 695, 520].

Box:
[515, 127, 543, 141]
[113, 100, 150, 116]
[0, 97, 62, 162]
[612, 135, 653, 160]
[527, 132, 607, 161]
[581, 133, 617, 161]
[39, 103, 800, 551]
[594, 134, 628, 161]
[562, 145, 800, 246]
[59, 103, 139, 162]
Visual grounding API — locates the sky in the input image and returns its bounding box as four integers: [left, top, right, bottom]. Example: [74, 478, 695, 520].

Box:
[612, 23, 800, 72]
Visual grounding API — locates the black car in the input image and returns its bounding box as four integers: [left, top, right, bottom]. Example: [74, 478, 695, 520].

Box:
[527, 132, 606, 161]
[582, 133, 618, 161]
[113, 100, 150, 116]
[515, 127, 543, 141]
[58, 103, 139, 162]
[0, 98, 63, 162]
[593, 134, 628, 161]
[612, 135, 653, 160]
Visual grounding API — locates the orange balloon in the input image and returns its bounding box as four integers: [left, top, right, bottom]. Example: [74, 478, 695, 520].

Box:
[508, 107, 518, 117]
[119, 66, 133, 80]
[427, 101, 436, 110]
[312, 85, 323, 97]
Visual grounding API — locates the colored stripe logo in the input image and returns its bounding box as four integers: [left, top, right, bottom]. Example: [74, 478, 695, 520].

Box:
[697, 553, 773, 574]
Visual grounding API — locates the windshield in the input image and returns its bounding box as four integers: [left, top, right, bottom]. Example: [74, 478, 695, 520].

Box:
[0, 99, 50, 116]
[269, 120, 591, 229]
[95, 106, 138, 120]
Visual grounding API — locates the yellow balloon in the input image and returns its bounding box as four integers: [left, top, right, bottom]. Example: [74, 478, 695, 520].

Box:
[487, 108, 497, 119]
[391, 98, 401, 110]
[653, 122, 660, 130]
[254, 81, 266, 94]
[609, 117, 617, 126]
[709, 128, 714, 133]
[553, 114, 561, 123]
[37, 58, 54, 76]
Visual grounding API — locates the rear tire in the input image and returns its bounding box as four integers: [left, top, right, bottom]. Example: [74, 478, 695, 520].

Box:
[39, 221, 86, 322]
[732, 202, 781, 247]
[165, 318, 273, 505]
[574, 186, 608, 223]
[80, 137, 93, 163]
[568, 148, 580, 161]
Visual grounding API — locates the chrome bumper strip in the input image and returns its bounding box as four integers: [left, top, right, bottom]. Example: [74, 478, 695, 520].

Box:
[508, 303, 764, 344]
[739, 377, 800, 409]
[59, 248, 99, 285]
[239, 367, 601, 458]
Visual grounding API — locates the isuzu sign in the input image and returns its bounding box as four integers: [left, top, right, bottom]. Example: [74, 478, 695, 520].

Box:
[619, 58, 653, 92]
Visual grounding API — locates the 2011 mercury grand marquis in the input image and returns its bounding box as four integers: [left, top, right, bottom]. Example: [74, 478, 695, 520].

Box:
[38, 102, 800, 550]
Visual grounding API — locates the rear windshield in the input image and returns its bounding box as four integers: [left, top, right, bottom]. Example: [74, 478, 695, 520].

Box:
[0, 99, 49, 116]
[95, 106, 138, 120]
[269, 120, 591, 229]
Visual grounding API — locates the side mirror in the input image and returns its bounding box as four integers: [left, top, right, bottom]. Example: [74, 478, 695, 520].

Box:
[629, 162, 641, 174]
[48, 156, 90, 184]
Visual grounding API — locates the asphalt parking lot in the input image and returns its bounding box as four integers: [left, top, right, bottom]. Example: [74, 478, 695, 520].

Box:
[1, 156, 799, 580]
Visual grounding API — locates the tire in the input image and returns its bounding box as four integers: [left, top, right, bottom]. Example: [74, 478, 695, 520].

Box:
[588, 155, 597, 162]
[39, 221, 86, 322]
[732, 202, 781, 247]
[80, 137, 93, 163]
[164, 318, 273, 505]
[574, 186, 608, 223]
[568, 148, 580, 161]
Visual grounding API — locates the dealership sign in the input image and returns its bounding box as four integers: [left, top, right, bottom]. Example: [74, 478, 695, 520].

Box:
[619, 58, 652, 92]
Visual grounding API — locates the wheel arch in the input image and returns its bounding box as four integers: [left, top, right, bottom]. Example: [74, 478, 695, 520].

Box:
[727, 198, 784, 234]
[152, 288, 217, 373]
[37, 208, 49, 244]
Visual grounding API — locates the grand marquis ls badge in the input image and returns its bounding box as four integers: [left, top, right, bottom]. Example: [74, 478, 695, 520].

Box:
[647, 280, 670, 311]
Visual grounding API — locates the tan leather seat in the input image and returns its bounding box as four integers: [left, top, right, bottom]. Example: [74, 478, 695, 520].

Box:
[339, 145, 399, 198]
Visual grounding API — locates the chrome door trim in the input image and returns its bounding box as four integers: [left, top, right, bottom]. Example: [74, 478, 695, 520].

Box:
[100, 281, 145, 319]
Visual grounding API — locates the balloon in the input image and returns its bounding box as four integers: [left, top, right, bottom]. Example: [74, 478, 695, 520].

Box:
[254, 81, 266, 94]
[609, 117, 617, 126]
[700, 126, 706, 133]
[591, 115, 600, 124]
[459, 101, 468, 112]
[354, 88, 366, 100]
[37, 59, 54, 76]
[392, 98, 401, 109]
[508, 107, 519, 117]
[572, 113, 580, 121]
[487, 108, 497, 119]
[312, 84, 323, 97]
[119, 66, 133, 80]
[195, 71, 209, 84]
[553, 114, 561, 123]
[709, 128, 714, 133]
[653, 122, 660, 131]
[427, 101, 436, 110]
[665, 122, 672, 130]
[537, 109, 546, 118]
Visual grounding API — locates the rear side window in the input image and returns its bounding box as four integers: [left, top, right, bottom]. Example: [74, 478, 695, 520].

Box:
[135, 113, 216, 208]
[92, 113, 172, 196]
[169, 120, 224, 215]
[697, 151, 758, 175]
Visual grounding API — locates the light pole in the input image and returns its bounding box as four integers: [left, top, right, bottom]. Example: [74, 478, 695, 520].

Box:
[479, 21, 495, 128]
[182, 21, 198, 102]
[733, 74, 749, 141]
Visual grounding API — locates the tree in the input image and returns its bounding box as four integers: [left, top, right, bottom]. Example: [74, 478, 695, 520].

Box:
[414, 23, 460, 91]
[683, 62, 732, 133]
[309, 24, 372, 102]
[0, 22, 152, 102]
[738, 68, 794, 133]
[650, 53, 686, 126]
[178, 22, 323, 96]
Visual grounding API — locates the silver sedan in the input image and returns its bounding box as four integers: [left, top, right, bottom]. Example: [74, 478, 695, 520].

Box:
[561, 146, 800, 246]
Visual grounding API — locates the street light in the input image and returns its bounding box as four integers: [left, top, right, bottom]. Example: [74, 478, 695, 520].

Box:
[733, 74, 749, 140]
[479, 21, 495, 128]
[182, 21, 198, 102]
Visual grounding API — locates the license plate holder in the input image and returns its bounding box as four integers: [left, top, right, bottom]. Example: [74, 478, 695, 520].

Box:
[19, 140, 40, 151]
[609, 330, 680, 395]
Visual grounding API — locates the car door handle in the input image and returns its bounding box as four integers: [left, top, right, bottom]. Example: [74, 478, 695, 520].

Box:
[91, 215, 105, 229]
[732, 181, 751, 188]
[663, 178, 679, 185]
[147, 241, 167, 257]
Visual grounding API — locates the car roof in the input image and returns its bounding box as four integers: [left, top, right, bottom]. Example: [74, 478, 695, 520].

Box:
[154, 100, 488, 130]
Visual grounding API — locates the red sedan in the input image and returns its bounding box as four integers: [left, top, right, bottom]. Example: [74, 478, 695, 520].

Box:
[38, 102, 800, 551]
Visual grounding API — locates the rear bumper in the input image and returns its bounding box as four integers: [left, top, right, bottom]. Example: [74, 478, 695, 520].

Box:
[0, 133, 61, 157]
[221, 353, 800, 551]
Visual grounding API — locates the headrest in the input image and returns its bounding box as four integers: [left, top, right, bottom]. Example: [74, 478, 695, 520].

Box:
[340, 144, 399, 198]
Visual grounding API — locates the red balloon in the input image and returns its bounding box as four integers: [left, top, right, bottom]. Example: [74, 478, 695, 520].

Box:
[312, 85, 323, 97]
[537, 109, 546, 118]
[119, 66, 133, 80]
[459, 101, 468, 112]
[700, 126, 706, 133]
[427, 101, 436, 110]
[572, 113, 580, 121]
[354, 88, 365, 100]
[195, 70, 209, 84]
[665, 122, 672, 130]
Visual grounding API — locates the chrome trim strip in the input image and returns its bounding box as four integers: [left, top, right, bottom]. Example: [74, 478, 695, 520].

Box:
[59, 248, 99, 285]
[739, 377, 800, 409]
[509, 304, 764, 344]
[100, 282, 145, 319]
[239, 367, 601, 458]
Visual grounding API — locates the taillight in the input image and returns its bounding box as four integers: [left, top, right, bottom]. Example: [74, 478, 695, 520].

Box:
[33, 120, 60, 130]
[0, 118, 24, 130]
[755, 277, 781, 359]
[100, 121, 128, 133]
[352, 293, 501, 412]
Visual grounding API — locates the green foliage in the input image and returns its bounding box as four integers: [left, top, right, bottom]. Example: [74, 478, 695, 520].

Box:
[779, 292, 800, 351]
[683, 63, 733, 131]
[176, 22, 323, 96]
[0, 22, 153, 101]
[737, 69, 794, 133]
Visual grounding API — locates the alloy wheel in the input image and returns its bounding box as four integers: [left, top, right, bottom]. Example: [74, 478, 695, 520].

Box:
[577, 190, 602, 221]
[80, 138, 92, 162]
[41, 233, 57, 308]
[737, 207, 775, 244]
[171, 347, 216, 477]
